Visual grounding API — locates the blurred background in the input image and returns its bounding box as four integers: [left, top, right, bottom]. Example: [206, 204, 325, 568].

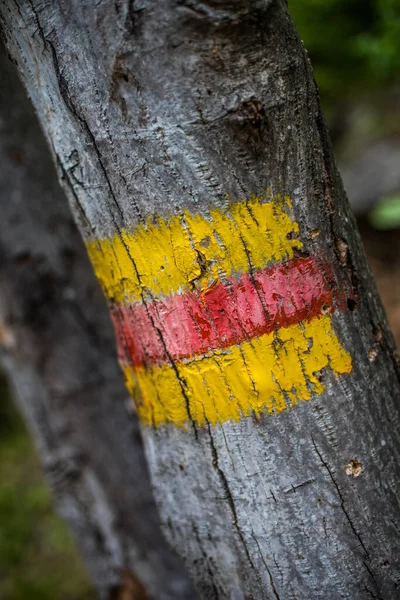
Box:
[1, 1, 400, 597]
[291, 0, 400, 342]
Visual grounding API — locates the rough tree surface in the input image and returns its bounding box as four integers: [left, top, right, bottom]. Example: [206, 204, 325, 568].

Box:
[0, 43, 193, 600]
[1, 1, 400, 599]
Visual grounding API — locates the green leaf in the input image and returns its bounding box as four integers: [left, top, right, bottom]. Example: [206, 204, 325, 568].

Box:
[369, 194, 400, 229]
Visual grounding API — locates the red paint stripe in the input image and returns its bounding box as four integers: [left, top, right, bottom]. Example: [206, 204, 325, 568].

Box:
[112, 256, 339, 367]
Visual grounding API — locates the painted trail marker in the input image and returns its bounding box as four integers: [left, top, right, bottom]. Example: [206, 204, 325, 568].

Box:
[87, 196, 352, 427]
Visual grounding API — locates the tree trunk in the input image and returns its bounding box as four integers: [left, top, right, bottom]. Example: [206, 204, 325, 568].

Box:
[0, 42, 193, 600]
[2, 1, 400, 598]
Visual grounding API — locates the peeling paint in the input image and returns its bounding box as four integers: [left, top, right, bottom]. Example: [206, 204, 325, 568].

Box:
[85, 195, 352, 427]
[124, 315, 352, 426]
[86, 195, 302, 304]
[111, 255, 340, 367]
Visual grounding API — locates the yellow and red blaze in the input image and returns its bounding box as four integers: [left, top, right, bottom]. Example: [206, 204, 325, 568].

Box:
[87, 196, 352, 427]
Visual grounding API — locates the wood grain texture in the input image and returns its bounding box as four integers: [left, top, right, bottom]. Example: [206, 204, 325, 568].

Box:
[0, 43, 193, 600]
[1, 1, 400, 597]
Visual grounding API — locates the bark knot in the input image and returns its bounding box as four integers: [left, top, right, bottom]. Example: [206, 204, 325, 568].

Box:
[232, 98, 266, 129]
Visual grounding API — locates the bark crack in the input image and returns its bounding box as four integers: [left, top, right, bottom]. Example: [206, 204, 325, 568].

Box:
[191, 521, 221, 599]
[117, 234, 199, 437]
[26, 0, 46, 42]
[251, 532, 279, 600]
[55, 152, 91, 229]
[238, 233, 270, 326]
[146, 308, 199, 439]
[46, 38, 124, 225]
[311, 436, 370, 558]
[283, 478, 315, 494]
[205, 420, 259, 578]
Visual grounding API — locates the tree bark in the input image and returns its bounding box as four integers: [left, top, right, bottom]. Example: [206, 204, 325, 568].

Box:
[2, 1, 400, 598]
[0, 42, 193, 600]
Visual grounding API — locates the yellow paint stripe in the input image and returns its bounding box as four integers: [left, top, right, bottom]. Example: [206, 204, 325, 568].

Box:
[86, 195, 302, 304]
[123, 315, 352, 427]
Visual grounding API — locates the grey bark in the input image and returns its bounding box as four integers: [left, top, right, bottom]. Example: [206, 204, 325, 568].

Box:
[1, 1, 400, 599]
[0, 43, 193, 600]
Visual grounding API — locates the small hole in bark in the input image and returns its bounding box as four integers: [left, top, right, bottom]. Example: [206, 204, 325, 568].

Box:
[286, 231, 299, 240]
[293, 248, 310, 259]
[344, 460, 362, 477]
[373, 326, 383, 343]
[321, 304, 332, 315]
[179, 464, 185, 471]
[347, 298, 357, 311]
[199, 236, 210, 248]
[314, 371, 324, 383]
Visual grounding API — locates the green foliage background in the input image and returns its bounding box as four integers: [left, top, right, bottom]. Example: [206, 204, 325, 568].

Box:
[0, 377, 95, 600]
[291, 0, 400, 228]
[290, 0, 400, 113]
